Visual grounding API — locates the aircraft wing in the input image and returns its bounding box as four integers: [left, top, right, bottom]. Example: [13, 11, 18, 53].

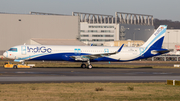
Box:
[70, 44, 124, 61]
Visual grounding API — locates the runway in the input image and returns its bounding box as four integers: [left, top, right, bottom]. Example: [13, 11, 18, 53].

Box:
[0, 67, 180, 83]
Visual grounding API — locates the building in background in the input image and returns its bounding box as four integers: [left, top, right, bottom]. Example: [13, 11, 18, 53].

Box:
[104, 40, 144, 47]
[0, 12, 79, 54]
[30, 38, 85, 46]
[163, 29, 180, 55]
[73, 12, 154, 46]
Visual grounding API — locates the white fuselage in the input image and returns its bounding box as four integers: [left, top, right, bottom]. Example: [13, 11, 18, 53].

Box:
[3, 45, 144, 61]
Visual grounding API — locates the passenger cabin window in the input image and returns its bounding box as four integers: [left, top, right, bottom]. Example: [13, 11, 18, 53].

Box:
[8, 48, 17, 52]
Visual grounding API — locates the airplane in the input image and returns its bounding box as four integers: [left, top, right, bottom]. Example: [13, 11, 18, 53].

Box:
[3, 25, 170, 69]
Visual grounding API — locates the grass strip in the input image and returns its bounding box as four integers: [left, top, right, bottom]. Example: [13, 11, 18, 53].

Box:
[0, 82, 179, 101]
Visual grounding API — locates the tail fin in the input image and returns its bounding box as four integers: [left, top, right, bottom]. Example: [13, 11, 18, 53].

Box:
[141, 25, 167, 49]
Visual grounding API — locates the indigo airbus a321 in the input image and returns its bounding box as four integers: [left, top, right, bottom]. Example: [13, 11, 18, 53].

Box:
[3, 25, 170, 69]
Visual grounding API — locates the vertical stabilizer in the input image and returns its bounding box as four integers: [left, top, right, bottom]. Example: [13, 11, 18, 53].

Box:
[141, 25, 167, 49]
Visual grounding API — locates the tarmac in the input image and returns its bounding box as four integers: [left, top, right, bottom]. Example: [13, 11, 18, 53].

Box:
[0, 67, 180, 83]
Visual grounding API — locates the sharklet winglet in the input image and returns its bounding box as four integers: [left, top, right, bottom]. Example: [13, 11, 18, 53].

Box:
[117, 44, 124, 52]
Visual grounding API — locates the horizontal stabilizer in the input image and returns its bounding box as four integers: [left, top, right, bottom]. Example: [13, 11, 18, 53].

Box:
[156, 49, 173, 54]
[151, 49, 173, 54]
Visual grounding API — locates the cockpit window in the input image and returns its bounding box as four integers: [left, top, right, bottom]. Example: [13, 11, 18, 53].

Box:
[8, 48, 17, 52]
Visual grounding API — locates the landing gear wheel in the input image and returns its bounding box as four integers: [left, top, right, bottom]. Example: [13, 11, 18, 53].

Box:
[87, 65, 93, 69]
[81, 64, 86, 68]
[13, 65, 17, 69]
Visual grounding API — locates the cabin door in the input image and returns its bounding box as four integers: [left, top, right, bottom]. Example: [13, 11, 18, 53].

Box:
[21, 46, 26, 55]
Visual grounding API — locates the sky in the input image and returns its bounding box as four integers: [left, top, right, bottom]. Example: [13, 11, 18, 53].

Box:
[0, 0, 180, 21]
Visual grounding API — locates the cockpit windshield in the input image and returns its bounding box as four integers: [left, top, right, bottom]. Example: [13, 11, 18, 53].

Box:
[8, 48, 17, 52]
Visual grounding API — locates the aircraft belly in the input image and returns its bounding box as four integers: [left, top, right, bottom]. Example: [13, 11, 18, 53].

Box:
[116, 53, 138, 61]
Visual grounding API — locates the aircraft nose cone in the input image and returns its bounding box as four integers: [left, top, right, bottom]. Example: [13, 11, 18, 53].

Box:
[3, 52, 7, 58]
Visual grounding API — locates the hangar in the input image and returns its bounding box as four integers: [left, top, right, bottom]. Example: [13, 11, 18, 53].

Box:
[163, 29, 180, 54]
[0, 12, 80, 54]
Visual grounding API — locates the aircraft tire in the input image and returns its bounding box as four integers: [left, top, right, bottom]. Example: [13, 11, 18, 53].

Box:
[13, 65, 17, 69]
[87, 65, 92, 69]
[81, 64, 86, 68]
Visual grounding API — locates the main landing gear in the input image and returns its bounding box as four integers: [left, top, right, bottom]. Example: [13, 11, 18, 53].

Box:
[81, 60, 93, 69]
[81, 63, 86, 68]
